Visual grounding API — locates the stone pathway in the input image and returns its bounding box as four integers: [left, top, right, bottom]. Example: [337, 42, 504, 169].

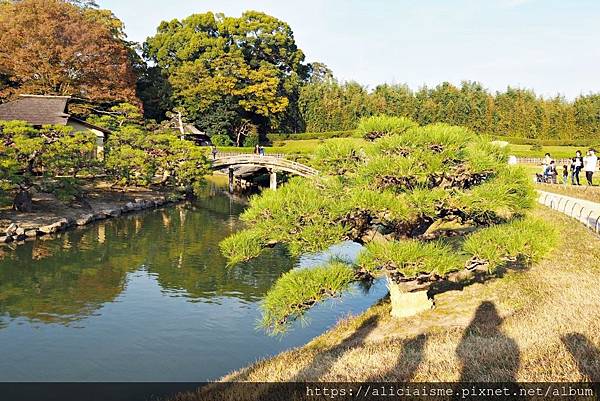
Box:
[538, 190, 600, 234]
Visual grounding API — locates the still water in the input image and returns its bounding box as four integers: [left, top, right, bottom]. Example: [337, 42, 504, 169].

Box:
[0, 189, 386, 381]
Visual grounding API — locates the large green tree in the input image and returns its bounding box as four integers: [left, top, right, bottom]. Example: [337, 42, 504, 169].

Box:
[143, 11, 309, 141]
[0, 120, 98, 209]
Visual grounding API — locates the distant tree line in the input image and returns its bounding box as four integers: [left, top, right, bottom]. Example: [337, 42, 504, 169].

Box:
[299, 80, 600, 141]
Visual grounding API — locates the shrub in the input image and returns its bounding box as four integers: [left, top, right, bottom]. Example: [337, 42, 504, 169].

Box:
[211, 134, 233, 146]
[356, 115, 417, 141]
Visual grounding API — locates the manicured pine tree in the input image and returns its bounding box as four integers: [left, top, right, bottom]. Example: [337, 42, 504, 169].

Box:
[220, 116, 556, 334]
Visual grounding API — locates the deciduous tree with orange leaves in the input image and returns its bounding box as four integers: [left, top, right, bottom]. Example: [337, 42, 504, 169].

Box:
[0, 0, 137, 103]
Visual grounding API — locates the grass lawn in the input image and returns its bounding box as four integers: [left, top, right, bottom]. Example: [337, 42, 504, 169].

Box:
[216, 137, 366, 156]
[217, 137, 589, 160]
[175, 206, 600, 398]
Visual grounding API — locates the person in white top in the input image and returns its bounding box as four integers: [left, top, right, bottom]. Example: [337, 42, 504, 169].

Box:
[583, 149, 598, 186]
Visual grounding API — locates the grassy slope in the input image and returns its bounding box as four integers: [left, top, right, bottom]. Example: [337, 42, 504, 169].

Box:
[213, 206, 600, 384]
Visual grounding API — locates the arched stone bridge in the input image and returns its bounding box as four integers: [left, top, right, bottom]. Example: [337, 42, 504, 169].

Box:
[210, 152, 318, 191]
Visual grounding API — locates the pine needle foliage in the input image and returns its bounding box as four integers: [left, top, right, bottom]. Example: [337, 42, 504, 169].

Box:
[261, 262, 356, 334]
[219, 229, 266, 266]
[357, 115, 417, 140]
[220, 116, 554, 333]
[463, 217, 557, 272]
[358, 240, 465, 278]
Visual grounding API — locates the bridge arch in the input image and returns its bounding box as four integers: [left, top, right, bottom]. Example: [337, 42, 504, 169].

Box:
[210, 153, 318, 191]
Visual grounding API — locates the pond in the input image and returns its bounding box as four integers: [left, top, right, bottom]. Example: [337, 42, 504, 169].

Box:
[0, 186, 387, 382]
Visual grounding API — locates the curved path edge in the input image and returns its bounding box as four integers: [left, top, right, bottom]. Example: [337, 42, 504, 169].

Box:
[537, 190, 600, 235]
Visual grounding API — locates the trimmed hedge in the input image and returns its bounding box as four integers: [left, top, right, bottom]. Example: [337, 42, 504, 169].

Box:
[267, 130, 359, 141]
[491, 135, 599, 147]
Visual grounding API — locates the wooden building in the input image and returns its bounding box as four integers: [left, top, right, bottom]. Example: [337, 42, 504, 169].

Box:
[0, 94, 110, 159]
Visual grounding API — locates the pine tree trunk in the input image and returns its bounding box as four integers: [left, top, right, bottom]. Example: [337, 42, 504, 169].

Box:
[387, 276, 433, 318]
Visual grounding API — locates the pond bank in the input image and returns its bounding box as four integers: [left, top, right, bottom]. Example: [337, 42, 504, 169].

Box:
[0, 182, 185, 245]
[175, 206, 600, 400]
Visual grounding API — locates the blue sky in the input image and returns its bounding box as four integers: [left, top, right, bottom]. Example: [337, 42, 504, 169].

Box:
[98, 0, 600, 99]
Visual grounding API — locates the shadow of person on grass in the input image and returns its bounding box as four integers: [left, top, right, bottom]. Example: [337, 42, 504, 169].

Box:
[364, 333, 428, 382]
[456, 301, 520, 382]
[561, 333, 600, 381]
[203, 314, 381, 401]
[290, 314, 380, 381]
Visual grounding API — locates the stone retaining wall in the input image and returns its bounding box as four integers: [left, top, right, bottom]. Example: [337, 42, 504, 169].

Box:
[0, 194, 185, 245]
[538, 190, 600, 234]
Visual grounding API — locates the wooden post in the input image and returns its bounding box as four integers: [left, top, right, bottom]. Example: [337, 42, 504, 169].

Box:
[269, 170, 277, 190]
[228, 168, 234, 193]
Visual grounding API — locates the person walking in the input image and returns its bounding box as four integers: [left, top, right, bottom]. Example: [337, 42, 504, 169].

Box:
[584, 149, 598, 186]
[211, 145, 218, 160]
[562, 164, 569, 187]
[572, 150, 584, 185]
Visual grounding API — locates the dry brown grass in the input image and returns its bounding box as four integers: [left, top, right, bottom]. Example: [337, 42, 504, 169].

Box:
[215, 207, 600, 383]
[173, 206, 600, 400]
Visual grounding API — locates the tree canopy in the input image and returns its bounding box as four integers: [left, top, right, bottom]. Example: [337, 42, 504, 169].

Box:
[143, 11, 309, 140]
[298, 79, 600, 141]
[0, 0, 137, 103]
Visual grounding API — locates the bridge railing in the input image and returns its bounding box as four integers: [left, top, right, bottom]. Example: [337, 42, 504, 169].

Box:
[517, 157, 571, 165]
[213, 151, 286, 159]
[210, 152, 319, 177]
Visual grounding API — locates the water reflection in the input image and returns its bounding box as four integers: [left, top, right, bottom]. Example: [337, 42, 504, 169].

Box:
[0, 198, 295, 326]
[0, 189, 386, 381]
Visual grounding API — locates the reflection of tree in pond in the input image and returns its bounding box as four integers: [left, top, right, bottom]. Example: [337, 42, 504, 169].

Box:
[142, 203, 296, 302]
[0, 223, 142, 326]
[0, 194, 296, 326]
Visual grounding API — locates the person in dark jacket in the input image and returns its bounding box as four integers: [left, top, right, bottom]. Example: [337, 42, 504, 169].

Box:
[572, 150, 584, 185]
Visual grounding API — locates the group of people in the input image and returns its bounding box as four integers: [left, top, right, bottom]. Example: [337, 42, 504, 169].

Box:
[208, 144, 266, 160]
[540, 149, 598, 186]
